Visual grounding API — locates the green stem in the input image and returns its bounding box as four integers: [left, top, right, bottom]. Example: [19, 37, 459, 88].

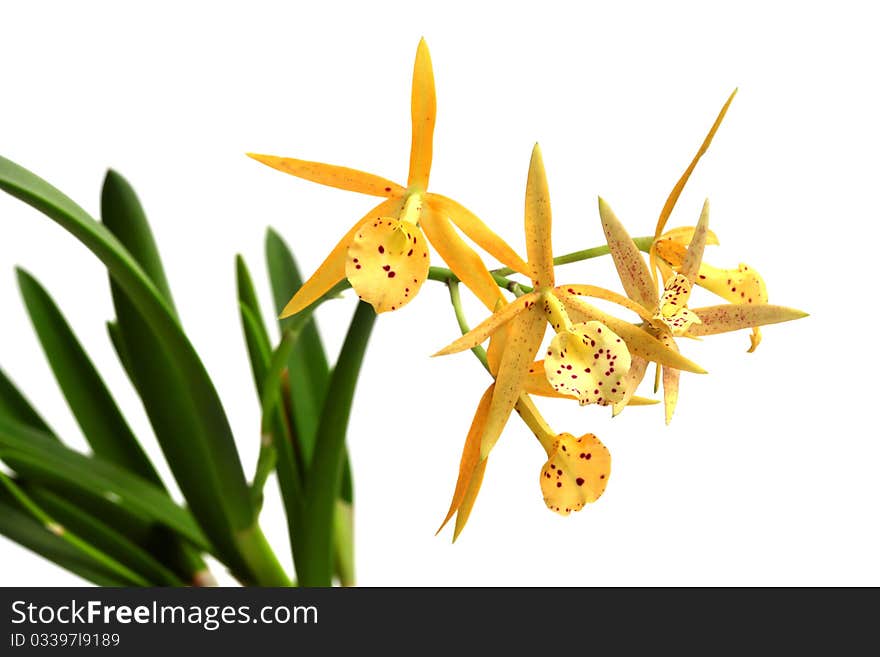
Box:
[447, 281, 490, 372]
[234, 523, 292, 586]
[491, 236, 655, 277]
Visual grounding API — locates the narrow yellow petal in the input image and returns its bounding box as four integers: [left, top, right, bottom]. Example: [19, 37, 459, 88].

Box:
[452, 459, 487, 542]
[628, 396, 660, 406]
[688, 304, 808, 336]
[420, 206, 504, 312]
[653, 89, 737, 239]
[525, 144, 554, 288]
[598, 197, 658, 308]
[662, 364, 680, 426]
[612, 355, 649, 417]
[429, 194, 531, 277]
[281, 197, 402, 317]
[540, 433, 611, 516]
[544, 321, 632, 407]
[553, 284, 655, 323]
[407, 38, 436, 190]
[437, 385, 493, 535]
[657, 225, 721, 250]
[432, 292, 536, 356]
[247, 154, 404, 197]
[557, 293, 707, 374]
[681, 199, 711, 280]
[345, 215, 429, 313]
[480, 307, 546, 460]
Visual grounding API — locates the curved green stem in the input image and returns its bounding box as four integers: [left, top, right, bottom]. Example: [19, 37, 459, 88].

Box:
[447, 281, 490, 372]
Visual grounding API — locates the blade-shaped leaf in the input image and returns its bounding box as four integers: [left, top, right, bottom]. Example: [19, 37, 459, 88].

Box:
[17, 268, 159, 482]
[266, 228, 330, 463]
[0, 416, 210, 553]
[0, 366, 53, 436]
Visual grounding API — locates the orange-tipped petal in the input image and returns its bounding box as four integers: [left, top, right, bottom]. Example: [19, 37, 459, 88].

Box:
[598, 197, 657, 308]
[420, 206, 504, 312]
[612, 355, 649, 417]
[653, 89, 737, 239]
[525, 144, 554, 288]
[557, 293, 706, 374]
[452, 459, 487, 542]
[438, 385, 493, 536]
[407, 38, 436, 190]
[544, 321, 631, 407]
[281, 197, 402, 317]
[429, 194, 531, 277]
[345, 215, 429, 313]
[540, 433, 611, 516]
[688, 304, 807, 336]
[247, 154, 404, 198]
[681, 199, 711, 280]
[480, 307, 546, 460]
[432, 292, 537, 356]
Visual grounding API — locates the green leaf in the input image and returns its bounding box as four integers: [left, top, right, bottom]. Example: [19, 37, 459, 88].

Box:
[236, 256, 273, 395]
[0, 471, 149, 585]
[0, 366, 53, 436]
[0, 156, 255, 567]
[0, 416, 210, 552]
[266, 228, 330, 462]
[101, 170, 177, 315]
[16, 268, 160, 482]
[24, 484, 185, 586]
[0, 494, 131, 587]
[295, 301, 375, 586]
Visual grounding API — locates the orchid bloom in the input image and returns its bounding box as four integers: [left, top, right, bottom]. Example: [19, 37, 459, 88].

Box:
[599, 196, 806, 424]
[434, 144, 706, 460]
[248, 39, 530, 316]
[648, 89, 770, 352]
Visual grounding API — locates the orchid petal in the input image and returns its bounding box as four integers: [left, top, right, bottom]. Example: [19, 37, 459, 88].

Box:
[429, 194, 531, 277]
[653, 89, 737, 239]
[247, 154, 404, 198]
[407, 38, 436, 190]
[654, 274, 702, 335]
[453, 459, 487, 542]
[612, 355, 649, 417]
[345, 214, 429, 313]
[695, 262, 768, 306]
[553, 284, 655, 323]
[557, 293, 707, 374]
[656, 225, 720, 252]
[525, 144, 554, 288]
[432, 293, 536, 356]
[598, 197, 657, 308]
[540, 433, 611, 516]
[480, 307, 546, 459]
[420, 206, 504, 312]
[438, 385, 493, 535]
[523, 360, 567, 398]
[688, 304, 807, 336]
[280, 197, 402, 317]
[662, 365, 680, 426]
[544, 321, 631, 407]
[681, 199, 711, 280]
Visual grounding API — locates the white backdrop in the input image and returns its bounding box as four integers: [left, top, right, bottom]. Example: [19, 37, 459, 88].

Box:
[1, 1, 877, 586]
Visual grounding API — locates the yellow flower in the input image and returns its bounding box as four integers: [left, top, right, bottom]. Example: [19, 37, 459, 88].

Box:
[435, 144, 705, 460]
[248, 39, 529, 316]
[599, 195, 806, 424]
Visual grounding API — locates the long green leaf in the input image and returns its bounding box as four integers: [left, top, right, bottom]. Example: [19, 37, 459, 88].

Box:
[295, 301, 375, 586]
[101, 170, 177, 315]
[17, 268, 159, 481]
[0, 156, 254, 565]
[24, 485, 184, 586]
[266, 228, 329, 462]
[0, 366, 53, 436]
[0, 416, 209, 552]
[0, 495, 130, 587]
[0, 471, 148, 585]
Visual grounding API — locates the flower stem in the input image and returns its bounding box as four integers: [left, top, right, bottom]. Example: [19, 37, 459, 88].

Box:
[491, 236, 654, 277]
[234, 523, 292, 586]
[447, 280, 491, 372]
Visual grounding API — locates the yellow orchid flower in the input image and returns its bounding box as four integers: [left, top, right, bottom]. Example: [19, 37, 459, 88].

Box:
[248, 39, 530, 316]
[648, 89, 772, 352]
[435, 144, 706, 461]
[599, 196, 806, 424]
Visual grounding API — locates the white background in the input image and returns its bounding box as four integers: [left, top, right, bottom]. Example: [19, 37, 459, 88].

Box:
[1, 1, 877, 586]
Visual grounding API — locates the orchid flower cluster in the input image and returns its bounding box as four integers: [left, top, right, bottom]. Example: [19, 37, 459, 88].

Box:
[249, 40, 806, 541]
